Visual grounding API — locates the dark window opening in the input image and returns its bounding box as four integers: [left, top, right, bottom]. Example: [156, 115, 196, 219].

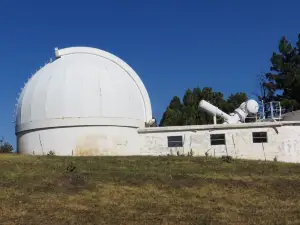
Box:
[167, 136, 183, 147]
[210, 134, 226, 145]
[252, 132, 268, 143]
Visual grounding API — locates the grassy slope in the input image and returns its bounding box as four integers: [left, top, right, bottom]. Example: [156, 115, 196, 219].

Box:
[0, 155, 300, 225]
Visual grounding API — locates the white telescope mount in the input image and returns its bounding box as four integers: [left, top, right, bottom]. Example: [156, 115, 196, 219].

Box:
[198, 99, 259, 124]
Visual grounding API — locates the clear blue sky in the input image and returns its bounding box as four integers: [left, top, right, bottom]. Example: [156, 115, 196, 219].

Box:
[0, 0, 299, 147]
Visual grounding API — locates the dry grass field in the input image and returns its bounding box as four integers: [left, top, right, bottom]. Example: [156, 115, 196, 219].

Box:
[0, 154, 300, 225]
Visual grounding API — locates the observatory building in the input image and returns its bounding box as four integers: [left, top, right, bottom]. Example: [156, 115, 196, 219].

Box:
[15, 47, 154, 156]
[15, 46, 300, 163]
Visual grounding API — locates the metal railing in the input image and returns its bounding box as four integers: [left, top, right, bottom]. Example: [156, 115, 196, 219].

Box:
[259, 101, 282, 121]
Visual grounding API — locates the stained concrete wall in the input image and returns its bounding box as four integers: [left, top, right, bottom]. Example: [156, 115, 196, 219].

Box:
[17, 126, 140, 156]
[17, 121, 300, 163]
[138, 122, 300, 163]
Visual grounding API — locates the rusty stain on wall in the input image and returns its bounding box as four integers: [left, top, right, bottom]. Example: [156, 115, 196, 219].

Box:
[74, 147, 100, 156]
[74, 134, 106, 156]
[73, 134, 130, 156]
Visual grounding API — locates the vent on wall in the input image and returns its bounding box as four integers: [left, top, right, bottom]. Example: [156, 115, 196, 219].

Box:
[167, 136, 183, 147]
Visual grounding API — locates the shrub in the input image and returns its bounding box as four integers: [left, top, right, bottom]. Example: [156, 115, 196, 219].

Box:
[205, 152, 209, 158]
[0, 137, 13, 153]
[47, 150, 55, 156]
[66, 162, 76, 173]
[221, 155, 233, 163]
[187, 149, 194, 161]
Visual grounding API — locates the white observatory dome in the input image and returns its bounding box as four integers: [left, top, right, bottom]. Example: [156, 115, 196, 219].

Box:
[15, 47, 153, 156]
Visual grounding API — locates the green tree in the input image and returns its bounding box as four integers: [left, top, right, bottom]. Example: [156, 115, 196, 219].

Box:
[225, 92, 248, 113]
[181, 89, 197, 125]
[159, 108, 182, 126]
[159, 96, 183, 126]
[159, 87, 248, 126]
[263, 34, 300, 110]
[169, 96, 182, 110]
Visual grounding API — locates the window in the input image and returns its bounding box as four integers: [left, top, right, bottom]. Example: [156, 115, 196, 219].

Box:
[167, 136, 183, 147]
[210, 134, 226, 145]
[252, 132, 268, 143]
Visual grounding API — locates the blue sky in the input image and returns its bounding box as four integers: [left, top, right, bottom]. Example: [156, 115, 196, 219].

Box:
[0, 0, 299, 147]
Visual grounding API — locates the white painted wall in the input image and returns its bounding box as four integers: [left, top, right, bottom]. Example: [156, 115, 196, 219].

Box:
[138, 122, 300, 163]
[17, 120, 300, 163]
[17, 126, 140, 156]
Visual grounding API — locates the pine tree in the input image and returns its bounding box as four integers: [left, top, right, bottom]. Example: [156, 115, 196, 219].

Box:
[263, 34, 300, 109]
[159, 96, 182, 126]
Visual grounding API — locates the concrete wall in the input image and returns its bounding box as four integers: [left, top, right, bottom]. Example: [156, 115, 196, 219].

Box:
[17, 126, 140, 156]
[17, 120, 300, 163]
[138, 122, 300, 163]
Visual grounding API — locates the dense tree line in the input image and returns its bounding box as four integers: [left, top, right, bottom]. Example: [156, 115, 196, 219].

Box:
[159, 33, 300, 126]
[159, 88, 248, 126]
